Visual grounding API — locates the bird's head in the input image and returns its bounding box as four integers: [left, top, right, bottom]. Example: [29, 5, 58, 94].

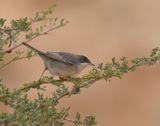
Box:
[77, 55, 95, 71]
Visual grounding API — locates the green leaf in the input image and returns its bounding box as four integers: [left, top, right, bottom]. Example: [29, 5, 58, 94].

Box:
[84, 116, 97, 126]
[0, 18, 6, 27]
[11, 17, 31, 31]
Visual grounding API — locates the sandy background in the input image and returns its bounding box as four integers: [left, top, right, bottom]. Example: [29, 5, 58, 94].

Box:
[1, 0, 160, 126]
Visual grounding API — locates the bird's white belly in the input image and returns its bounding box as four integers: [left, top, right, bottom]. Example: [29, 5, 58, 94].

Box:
[44, 60, 77, 77]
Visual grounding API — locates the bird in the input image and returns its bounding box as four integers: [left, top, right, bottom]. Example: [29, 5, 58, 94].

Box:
[22, 42, 94, 79]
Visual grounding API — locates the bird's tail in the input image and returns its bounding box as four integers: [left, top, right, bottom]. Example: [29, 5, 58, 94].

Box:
[22, 42, 43, 54]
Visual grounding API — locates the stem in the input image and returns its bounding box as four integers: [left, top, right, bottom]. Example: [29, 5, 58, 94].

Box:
[5, 23, 66, 54]
[0, 56, 28, 69]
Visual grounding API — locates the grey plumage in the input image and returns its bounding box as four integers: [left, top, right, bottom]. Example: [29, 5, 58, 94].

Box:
[22, 42, 93, 77]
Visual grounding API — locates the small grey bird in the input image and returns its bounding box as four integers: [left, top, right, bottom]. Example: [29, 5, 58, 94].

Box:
[22, 42, 94, 79]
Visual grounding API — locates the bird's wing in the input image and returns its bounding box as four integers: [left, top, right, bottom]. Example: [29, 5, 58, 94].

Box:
[45, 52, 78, 65]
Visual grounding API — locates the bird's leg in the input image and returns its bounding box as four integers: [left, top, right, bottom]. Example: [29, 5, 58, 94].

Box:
[39, 67, 47, 80]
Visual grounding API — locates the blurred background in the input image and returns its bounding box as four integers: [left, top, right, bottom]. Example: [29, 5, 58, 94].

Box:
[1, 0, 160, 126]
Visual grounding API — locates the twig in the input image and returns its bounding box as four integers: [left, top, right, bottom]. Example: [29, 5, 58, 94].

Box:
[0, 77, 64, 106]
[0, 59, 15, 69]
[0, 27, 22, 47]
[5, 23, 67, 54]
[0, 98, 17, 108]
[55, 79, 96, 103]
[64, 118, 88, 125]
[0, 56, 27, 69]
[17, 78, 64, 93]
[64, 118, 75, 123]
